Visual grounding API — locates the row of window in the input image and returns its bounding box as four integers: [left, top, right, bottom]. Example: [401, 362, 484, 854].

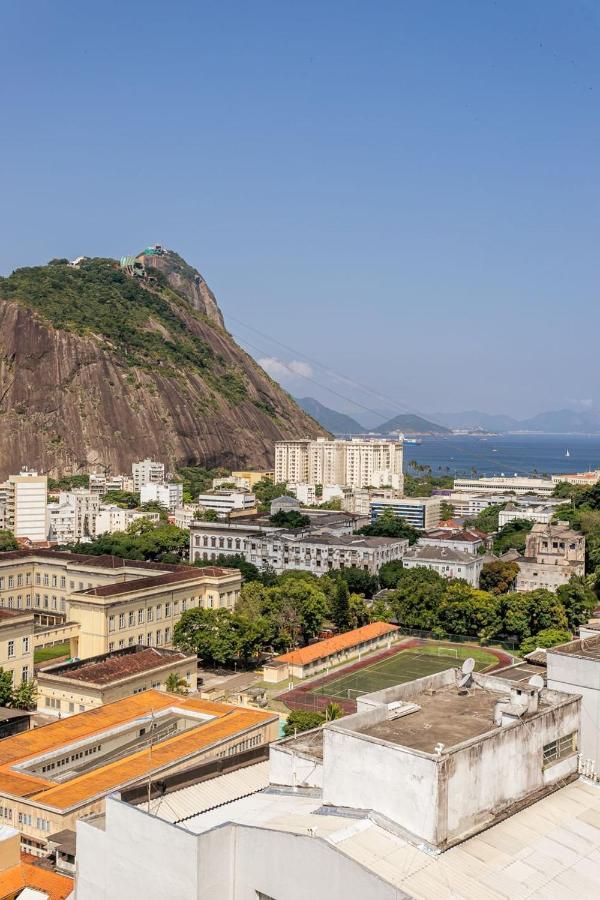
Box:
[0, 595, 67, 612]
[39, 742, 102, 770]
[109, 599, 196, 633]
[108, 629, 171, 651]
[217, 733, 263, 758]
[44, 697, 85, 714]
[195, 535, 243, 550]
[6, 638, 29, 659]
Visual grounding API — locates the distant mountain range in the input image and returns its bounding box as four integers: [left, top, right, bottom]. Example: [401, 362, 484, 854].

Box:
[429, 408, 600, 434]
[296, 398, 449, 434]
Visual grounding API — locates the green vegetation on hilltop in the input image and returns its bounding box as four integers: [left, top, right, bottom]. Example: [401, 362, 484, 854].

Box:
[492, 519, 533, 554]
[48, 474, 89, 491]
[0, 258, 216, 374]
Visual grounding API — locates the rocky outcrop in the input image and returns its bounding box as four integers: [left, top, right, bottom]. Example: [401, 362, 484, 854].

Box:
[0, 253, 325, 479]
[139, 249, 225, 327]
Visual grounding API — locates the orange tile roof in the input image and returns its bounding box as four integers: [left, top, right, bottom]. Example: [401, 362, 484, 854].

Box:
[0, 691, 276, 811]
[271, 622, 398, 667]
[0, 856, 73, 900]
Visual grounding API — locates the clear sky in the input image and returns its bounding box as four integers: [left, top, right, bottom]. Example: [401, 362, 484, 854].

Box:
[2, 1, 599, 422]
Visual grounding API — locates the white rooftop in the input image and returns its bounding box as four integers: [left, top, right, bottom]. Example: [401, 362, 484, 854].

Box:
[180, 778, 600, 898]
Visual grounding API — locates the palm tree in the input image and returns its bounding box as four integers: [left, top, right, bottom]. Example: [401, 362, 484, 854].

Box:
[325, 702, 343, 722]
[165, 673, 189, 695]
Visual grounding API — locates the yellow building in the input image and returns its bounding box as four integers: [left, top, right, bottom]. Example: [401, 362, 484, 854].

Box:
[0, 610, 35, 687]
[231, 470, 274, 488]
[0, 551, 242, 661]
[37, 645, 198, 716]
[0, 690, 279, 857]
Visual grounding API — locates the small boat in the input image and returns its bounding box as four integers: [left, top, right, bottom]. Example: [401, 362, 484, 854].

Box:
[565, 449, 570, 457]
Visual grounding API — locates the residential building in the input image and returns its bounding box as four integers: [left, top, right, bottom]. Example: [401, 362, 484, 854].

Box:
[515, 522, 585, 592]
[231, 470, 273, 488]
[340, 487, 400, 516]
[140, 482, 183, 511]
[37, 645, 198, 717]
[453, 475, 555, 496]
[196, 491, 256, 518]
[546, 633, 600, 769]
[173, 505, 201, 529]
[552, 470, 600, 487]
[275, 437, 404, 490]
[1, 470, 47, 543]
[273, 439, 311, 484]
[370, 495, 442, 530]
[75, 668, 585, 899]
[0, 609, 35, 687]
[418, 527, 486, 555]
[269, 495, 299, 514]
[132, 459, 165, 491]
[245, 532, 407, 577]
[263, 622, 399, 683]
[402, 545, 484, 586]
[0, 690, 278, 857]
[289, 482, 317, 505]
[498, 501, 560, 527]
[47, 490, 100, 543]
[89, 472, 135, 496]
[0, 549, 242, 659]
[94, 505, 160, 536]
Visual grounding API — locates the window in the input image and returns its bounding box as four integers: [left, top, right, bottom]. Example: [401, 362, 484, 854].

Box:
[156, 630, 162, 645]
[108, 642, 115, 651]
[17, 574, 22, 587]
[147, 607, 154, 622]
[22, 666, 28, 682]
[147, 633, 152, 646]
[543, 732, 577, 765]
[60, 576, 66, 589]
[22, 637, 29, 653]
[128, 611, 135, 627]
[138, 609, 144, 624]
[7, 641, 14, 659]
[128, 637, 135, 646]
[51, 575, 57, 587]
[8, 576, 13, 589]
[165, 602, 171, 617]
[119, 613, 126, 629]
[165, 627, 171, 643]
[119, 639, 125, 648]
[108, 615, 115, 633]
[156, 605, 162, 620]
[43, 574, 49, 587]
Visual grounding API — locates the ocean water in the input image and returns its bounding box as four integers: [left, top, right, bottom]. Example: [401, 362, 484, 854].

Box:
[402, 434, 600, 478]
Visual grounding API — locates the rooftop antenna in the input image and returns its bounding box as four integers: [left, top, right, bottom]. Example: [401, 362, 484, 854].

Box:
[458, 657, 475, 691]
[528, 674, 544, 690]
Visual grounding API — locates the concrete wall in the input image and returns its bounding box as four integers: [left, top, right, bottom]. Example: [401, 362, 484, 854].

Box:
[269, 742, 323, 789]
[322, 716, 440, 844]
[547, 650, 600, 765]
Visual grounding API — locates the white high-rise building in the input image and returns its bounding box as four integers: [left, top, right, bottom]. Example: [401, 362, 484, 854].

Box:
[2, 469, 48, 542]
[274, 437, 404, 491]
[132, 459, 165, 491]
[140, 482, 183, 511]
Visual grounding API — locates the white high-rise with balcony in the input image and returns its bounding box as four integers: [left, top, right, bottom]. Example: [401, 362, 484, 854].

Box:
[2, 469, 48, 542]
[132, 459, 165, 491]
[274, 437, 403, 491]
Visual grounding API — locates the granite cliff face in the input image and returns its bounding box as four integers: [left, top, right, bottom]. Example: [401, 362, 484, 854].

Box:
[0, 251, 324, 479]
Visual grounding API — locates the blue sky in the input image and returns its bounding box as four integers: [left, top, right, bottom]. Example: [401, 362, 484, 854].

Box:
[1, 1, 599, 422]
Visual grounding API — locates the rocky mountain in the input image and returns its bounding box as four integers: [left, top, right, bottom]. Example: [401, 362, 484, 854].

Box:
[377, 413, 450, 434]
[0, 249, 325, 479]
[430, 408, 600, 433]
[296, 397, 367, 434]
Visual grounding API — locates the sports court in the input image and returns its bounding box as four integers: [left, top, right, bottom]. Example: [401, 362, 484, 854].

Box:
[311, 643, 500, 702]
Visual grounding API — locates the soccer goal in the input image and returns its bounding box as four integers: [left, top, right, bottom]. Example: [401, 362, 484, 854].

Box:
[437, 647, 459, 658]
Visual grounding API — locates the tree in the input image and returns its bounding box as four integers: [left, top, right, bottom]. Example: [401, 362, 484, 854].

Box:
[0, 670, 13, 706]
[194, 553, 261, 583]
[69, 523, 190, 562]
[378, 560, 404, 589]
[282, 710, 325, 737]
[269, 510, 310, 528]
[199, 508, 219, 522]
[519, 628, 572, 656]
[479, 561, 519, 595]
[0, 531, 18, 552]
[493, 519, 533, 554]
[348, 592, 371, 628]
[370, 596, 393, 622]
[337, 567, 379, 599]
[439, 501, 454, 521]
[387, 568, 447, 630]
[331, 579, 351, 630]
[164, 673, 189, 695]
[557, 576, 597, 631]
[101, 490, 140, 509]
[358, 509, 419, 544]
[465, 503, 507, 534]
[325, 702, 343, 721]
[173, 607, 240, 667]
[437, 584, 501, 641]
[233, 613, 273, 666]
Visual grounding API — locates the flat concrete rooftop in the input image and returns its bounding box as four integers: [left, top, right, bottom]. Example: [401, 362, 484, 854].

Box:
[492, 662, 547, 684]
[357, 682, 549, 753]
[548, 633, 600, 660]
[279, 729, 324, 760]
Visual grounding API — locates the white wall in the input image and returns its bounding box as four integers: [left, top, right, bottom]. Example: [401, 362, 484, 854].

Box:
[547, 651, 600, 765]
[269, 742, 323, 789]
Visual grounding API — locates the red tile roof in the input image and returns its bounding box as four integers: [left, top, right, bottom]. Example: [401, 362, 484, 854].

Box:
[271, 622, 398, 668]
[0, 855, 73, 900]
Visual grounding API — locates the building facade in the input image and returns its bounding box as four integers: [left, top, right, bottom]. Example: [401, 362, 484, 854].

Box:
[370, 495, 442, 530]
[132, 459, 165, 492]
[196, 491, 257, 518]
[515, 522, 585, 592]
[1, 470, 48, 543]
[453, 475, 555, 496]
[37, 645, 198, 716]
[140, 482, 183, 511]
[275, 437, 404, 491]
[402, 545, 484, 586]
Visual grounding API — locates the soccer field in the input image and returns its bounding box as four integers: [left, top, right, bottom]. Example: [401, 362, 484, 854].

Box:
[312, 644, 499, 701]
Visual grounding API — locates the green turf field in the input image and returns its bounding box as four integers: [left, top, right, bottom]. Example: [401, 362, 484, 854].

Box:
[312, 643, 499, 701]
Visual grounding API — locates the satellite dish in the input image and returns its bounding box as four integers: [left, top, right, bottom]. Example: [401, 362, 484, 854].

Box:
[462, 657, 475, 675]
[458, 673, 471, 690]
[529, 674, 544, 690]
